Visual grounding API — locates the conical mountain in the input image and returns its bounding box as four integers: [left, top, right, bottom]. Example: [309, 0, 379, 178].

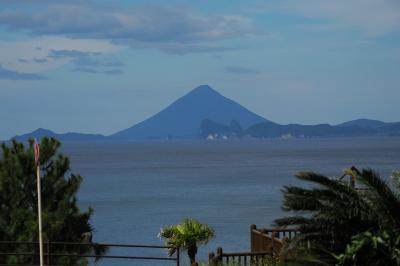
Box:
[111, 85, 268, 139]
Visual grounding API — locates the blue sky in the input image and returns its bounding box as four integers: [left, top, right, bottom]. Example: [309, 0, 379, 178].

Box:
[0, 0, 399, 139]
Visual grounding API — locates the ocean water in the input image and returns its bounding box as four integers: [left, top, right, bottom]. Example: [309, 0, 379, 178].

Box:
[61, 137, 400, 265]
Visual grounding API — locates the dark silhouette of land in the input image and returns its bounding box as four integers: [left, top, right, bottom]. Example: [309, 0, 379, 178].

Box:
[11, 85, 400, 141]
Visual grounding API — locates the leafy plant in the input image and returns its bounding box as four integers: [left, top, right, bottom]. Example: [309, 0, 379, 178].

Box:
[159, 218, 215, 265]
[335, 231, 400, 266]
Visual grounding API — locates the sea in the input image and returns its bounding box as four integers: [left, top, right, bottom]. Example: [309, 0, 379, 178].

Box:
[61, 137, 400, 265]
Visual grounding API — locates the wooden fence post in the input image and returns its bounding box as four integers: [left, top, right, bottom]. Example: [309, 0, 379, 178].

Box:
[208, 252, 217, 266]
[46, 241, 50, 266]
[272, 230, 275, 255]
[176, 248, 180, 266]
[250, 224, 256, 252]
[217, 247, 223, 263]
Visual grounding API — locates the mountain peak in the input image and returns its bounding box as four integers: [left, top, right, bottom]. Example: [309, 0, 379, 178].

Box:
[112, 84, 268, 139]
[193, 84, 213, 91]
[33, 128, 54, 134]
[188, 85, 220, 96]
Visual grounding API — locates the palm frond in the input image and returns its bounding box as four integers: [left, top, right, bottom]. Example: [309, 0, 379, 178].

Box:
[358, 169, 400, 229]
[159, 218, 214, 256]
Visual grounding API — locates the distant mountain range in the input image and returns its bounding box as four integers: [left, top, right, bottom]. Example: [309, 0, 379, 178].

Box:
[9, 85, 400, 141]
[13, 128, 106, 142]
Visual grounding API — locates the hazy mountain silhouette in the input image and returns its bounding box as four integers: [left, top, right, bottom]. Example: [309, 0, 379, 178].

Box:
[202, 118, 400, 139]
[337, 119, 387, 129]
[245, 123, 374, 138]
[13, 128, 105, 142]
[111, 85, 268, 139]
[8, 87, 400, 141]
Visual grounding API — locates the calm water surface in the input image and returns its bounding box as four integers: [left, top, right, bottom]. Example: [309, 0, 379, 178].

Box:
[61, 138, 400, 265]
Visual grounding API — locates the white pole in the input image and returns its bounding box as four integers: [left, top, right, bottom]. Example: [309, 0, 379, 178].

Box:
[36, 162, 44, 266]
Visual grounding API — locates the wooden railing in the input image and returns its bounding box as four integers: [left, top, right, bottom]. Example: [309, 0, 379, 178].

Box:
[208, 247, 271, 266]
[251, 225, 299, 255]
[209, 225, 300, 265]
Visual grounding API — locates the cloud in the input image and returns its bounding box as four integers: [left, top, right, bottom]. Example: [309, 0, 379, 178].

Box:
[0, 37, 123, 74]
[104, 69, 123, 75]
[224, 66, 259, 75]
[0, 65, 46, 80]
[0, 2, 259, 77]
[48, 49, 100, 58]
[122, 41, 239, 55]
[72, 67, 123, 75]
[73, 55, 124, 68]
[163, 45, 236, 55]
[0, 4, 259, 54]
[279, 0, 400, 35]
[33, 58, 48, 63]
[49, 49, 124, 74]
[72, 67, 98, 73]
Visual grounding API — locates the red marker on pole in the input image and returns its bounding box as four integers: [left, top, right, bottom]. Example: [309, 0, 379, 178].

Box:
[34, 139, 44, 266]
[35, 141, 40, 164]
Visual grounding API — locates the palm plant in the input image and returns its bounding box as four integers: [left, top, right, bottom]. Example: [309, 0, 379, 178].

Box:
[159, 218, 215, 265]
[274, 168, 400, 265]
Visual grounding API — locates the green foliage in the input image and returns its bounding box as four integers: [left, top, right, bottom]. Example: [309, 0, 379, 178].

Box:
[335, 231, 400, 266]
[274, 168, 400, 265]
[393, 171, 400, 191]
[0, 138, 104, 265]
[159, 218, 214, 264]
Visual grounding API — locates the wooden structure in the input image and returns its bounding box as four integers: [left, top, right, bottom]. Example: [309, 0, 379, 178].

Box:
[250, 224, 299, 255]
[209, 225, 299, 265]
[208, 247, 271, 266]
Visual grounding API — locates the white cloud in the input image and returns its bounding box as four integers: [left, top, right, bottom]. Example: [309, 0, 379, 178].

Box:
[0, 2, 260, 74]
[0, 36, 124, 73]
[0, 4, 259, 52]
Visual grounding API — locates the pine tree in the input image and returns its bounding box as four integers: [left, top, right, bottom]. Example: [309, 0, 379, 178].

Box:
[0, 138, 105, 265]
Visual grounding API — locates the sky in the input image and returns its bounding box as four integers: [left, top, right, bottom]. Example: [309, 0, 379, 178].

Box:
[0, 0, 399, 139]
